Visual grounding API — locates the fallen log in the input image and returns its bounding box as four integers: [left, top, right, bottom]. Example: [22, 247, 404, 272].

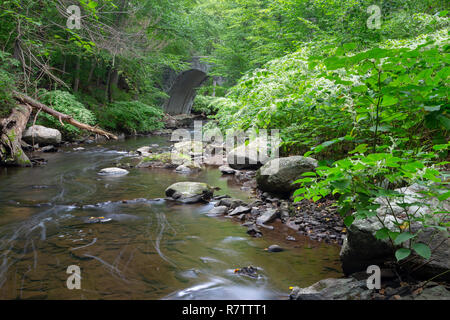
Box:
[13, 91, 118, 140]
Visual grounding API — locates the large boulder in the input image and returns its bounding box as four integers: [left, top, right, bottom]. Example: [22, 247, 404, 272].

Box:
[22, 125, 62, 146]
[226, 138, 270, 170]
[289, 277, 450, 300]
[256, 156, 318, 196]
[290, 278, 372, 300]
[165, 182, 214, 203]
[340, 184, 450, 281]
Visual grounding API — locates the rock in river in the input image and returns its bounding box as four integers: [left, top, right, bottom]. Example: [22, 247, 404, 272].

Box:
[219, 165, 236, 175]
[165, 182, 214, 204]
[98, 167, 129, 176]
[208, 206, 228, 216]
[265, 245, 283, 252]
[229, 206, 251, 216]
[256, 208, 279, 225]
[256, 156, 318, 196]
[226, 138, 269, 170]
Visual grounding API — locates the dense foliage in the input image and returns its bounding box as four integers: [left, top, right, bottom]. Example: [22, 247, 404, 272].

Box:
[97, 101, 164, 134]
[38, 90, 97, 138]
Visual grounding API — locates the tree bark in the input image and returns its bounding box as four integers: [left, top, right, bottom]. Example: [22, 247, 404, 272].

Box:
[0, 104, 32, 167]
[73, 55, 81, 92]
[87, 58, 96, 85]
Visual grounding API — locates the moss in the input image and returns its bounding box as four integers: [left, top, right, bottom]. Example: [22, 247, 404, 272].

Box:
[142, 152, 191, 164]
[7, 130, 16, 141]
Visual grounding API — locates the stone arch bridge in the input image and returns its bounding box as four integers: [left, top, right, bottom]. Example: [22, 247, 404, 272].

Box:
[163, 56, 221, 115]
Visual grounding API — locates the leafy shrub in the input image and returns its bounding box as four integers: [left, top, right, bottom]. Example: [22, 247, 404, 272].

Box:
[191, 94, 218, 115]
[294, 143, 450, 262]
[213, 28, 449, 158]
[97, 101, 164, 134]
[37, 90, 97, 139]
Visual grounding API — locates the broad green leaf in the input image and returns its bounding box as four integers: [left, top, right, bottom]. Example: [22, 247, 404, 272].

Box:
[395, 248, 411, 261]
[344, 215, 355, 227]
[375, 228, 390, 240]
[394, 232, 416, 245]
[412, 243, 431, 260]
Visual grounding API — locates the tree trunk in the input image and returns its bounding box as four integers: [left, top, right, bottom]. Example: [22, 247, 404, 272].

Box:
[105, 65, 112, 102]
[0, 104, 32, 167]
[212, 78, 217, 97]
[73, 55, 81, 92]
[87, 58, 96, 85]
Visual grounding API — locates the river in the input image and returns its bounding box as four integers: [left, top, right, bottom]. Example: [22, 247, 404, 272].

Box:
[0, 135, 342, 299]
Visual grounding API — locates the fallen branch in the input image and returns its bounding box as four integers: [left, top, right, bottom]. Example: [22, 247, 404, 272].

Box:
[13, 91, 118, 140]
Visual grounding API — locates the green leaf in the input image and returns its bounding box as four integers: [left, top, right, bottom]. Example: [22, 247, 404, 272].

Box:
[349, 144, 368, 154]
[412, 243, 431, 260]
[382, 95, 398, 106]
[395, 248, 411, 261]
[375, 228, 390, 240]
[344, 215, 355, 227]
[394, 232, 416, 245]
[438, 191, 450, 202]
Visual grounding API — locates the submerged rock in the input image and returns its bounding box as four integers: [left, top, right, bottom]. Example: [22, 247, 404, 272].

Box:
[246, 224, 262, 238]
[165, 182, 214, 203]
[256, 156, 318, 196]
[234, 266, 259, 278]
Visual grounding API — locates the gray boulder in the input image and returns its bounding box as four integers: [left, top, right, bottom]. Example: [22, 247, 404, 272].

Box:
[98, 167, 129, 176]
[340, 184, 450, 281]
[136, 146, 152, 157]
[290, 278, 372, 300]
[226, 138, 269, 170]
[23, 125, 62, 146]
[256, 156, 318, 196]
[216, 198, 246, 209]
[208, 206, 228, 215]
[229, 206, 251, 216]
[165, 182, 213, 203]
[256, 209, 279, 225]
[219, 165, 236, 174]
[290, 277, 450, 300]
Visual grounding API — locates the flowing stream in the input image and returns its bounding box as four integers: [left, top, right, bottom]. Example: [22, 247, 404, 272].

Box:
[0, 135, 342, 299]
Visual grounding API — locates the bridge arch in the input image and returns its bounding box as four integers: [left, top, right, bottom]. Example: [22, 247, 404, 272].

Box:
[163, 68, 208, 115]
